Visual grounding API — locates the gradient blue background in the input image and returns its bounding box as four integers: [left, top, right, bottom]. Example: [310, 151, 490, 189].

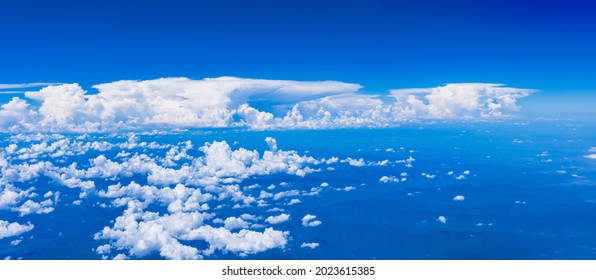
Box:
[1, 0, 595, 114]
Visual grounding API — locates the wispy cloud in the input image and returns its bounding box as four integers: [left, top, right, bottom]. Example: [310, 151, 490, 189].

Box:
[0, 91, 28, 94]
[0, 82, 63, 90]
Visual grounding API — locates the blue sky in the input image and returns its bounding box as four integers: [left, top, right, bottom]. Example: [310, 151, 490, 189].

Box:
[1, 0, 595, 113]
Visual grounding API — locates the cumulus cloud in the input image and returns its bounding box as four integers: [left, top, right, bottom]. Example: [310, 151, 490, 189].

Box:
[391, 83, 534, 119]
[9, 77, 359, 132]
[301, 214, 322, 227]
[12, 199, 55, 216]
[0, 78, 532, 132]
[0, 220, 34, 239]
[95, 205, 208, 260]
[0, 97, 33, 129]
[183, 226, 289, 257]
[379, 175, 400, 183]
[453, 195, 465, 201]
[223, 217, 250, 230]
[300, 242, 319, 249]
[264, 213, 290, 224]
[0, 134, 336, 259]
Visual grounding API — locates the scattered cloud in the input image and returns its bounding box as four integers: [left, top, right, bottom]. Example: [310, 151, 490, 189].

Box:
[264, 214, 290, 224]
[301, 214, 322, 227]
[0, 220, 34, 239]
[300, 242, 319, 249]
[390, 83, 534, 119]
[223, 217, 250, 230]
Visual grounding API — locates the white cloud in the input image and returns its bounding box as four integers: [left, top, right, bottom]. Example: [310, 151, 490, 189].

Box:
[0, 78, 532, 132]
[8, 77, 360, 132]
[0, 97, 33, 129]
[300, 242, 319, 249]
[287, 198, 301, 205]
[223, 217, 250, 230]
[1, 135, 336, 259]
[95, 205, 209, 260]
[453, 195, 465, 201]
[0, 220, 34, 239]
[301, 214, 322, 227]
[341, 157, 365, 167]
[0, 187, 34, 208]
[183, 225, 289, 257]
[12, 199, 55, 216]
[390, 83, 533, 119]
[585, 154, 596, 160]
[264, 214, 290, 224]
[379, 176, 400, 183]
[436, 216, 447, 224]
[273, 190, 300, 201]
[0, 82, 62, 90]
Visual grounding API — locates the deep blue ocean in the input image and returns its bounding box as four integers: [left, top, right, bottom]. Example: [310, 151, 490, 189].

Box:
[1, 120, 595, 260]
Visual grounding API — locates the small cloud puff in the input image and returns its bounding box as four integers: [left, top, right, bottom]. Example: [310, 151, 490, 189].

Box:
[300, 242, 319, 249]
[379, 176, 400, 183]
[264, 214, 290, 225]
[453, 195, 465, 201]
[302, 214, 322, 227]
[0, 220, 34, 239]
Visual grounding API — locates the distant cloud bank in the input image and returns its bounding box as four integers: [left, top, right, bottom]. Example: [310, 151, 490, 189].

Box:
[0, 77, 534, 132]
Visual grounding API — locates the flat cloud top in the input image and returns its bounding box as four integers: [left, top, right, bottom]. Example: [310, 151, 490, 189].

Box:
[0, 77, 533, 132]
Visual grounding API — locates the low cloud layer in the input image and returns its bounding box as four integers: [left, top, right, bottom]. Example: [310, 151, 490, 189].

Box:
[0, 77, 533, 132]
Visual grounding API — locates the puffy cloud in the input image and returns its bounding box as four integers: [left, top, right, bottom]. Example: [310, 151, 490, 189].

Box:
[300, 242, 319, 249]
[0, 97, 32, 129]
[0, 220, 34, 239]
[273, 190, 300, 201]
[436, 216, 447, 224]
[9, 77, 360, 132]
[1, 78, 532, 132]
[36, 137, 320, 194]
[12, 199, 54, 216]
[0, 187, 34, 209]
[264, 214, 290, 224]
[585, 154, 596, 160]
[391, 83, 534, 119]
[183, 226, 289, 257]
[223, 217, 250, 230]
[301, 214, 322, 227]
[95, 204, 208, 260]
[453, 195, 465, 201]
[379, 176, 400, 183]
[287, 198, 301, 205]
[341, 157, 365, 167]
[25, 84, 89, 128]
